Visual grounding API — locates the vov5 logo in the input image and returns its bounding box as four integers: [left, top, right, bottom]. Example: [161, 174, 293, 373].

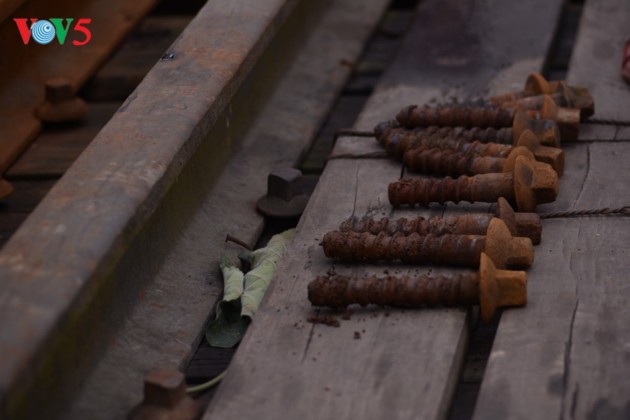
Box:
[13, 18, 92, 46]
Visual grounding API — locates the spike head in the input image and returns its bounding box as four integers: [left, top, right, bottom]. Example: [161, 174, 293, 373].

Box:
[479, 252, 527, 323]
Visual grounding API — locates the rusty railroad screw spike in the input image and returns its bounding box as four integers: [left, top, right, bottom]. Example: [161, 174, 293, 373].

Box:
[525, 95, 580, 142]
[495, 197, 541, 244]
[512, 109, 561, 146]
[405, 127, 564, 175]
[323, 218, 533, 269]
[403, 144, 536, 177]
[515, 129, 564, 176]
[374, 112, 560, 155]
[509, 82, 594, 118]
[491, 75, 594, 118]
[489, 73, 558, 105]
[35, 77, 88, 123]
[308, 252, 526, 323]
[396, 98, 579, 142]
[339, 197, 541, 244]
[256, 167, 310, 218]
[389, 154, 558, 212]
[129, 368, 201, 420]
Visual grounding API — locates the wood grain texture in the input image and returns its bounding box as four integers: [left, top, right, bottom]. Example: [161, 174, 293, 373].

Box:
[572, 0, 630, 142]
[476, 142, 630, 419]
[475, 1, 630, 417]
[204, 1, 563, 419]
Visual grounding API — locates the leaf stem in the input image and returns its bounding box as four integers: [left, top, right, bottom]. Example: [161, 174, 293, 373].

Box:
[186, 370, 226, 394]
[225, 234, 252, 250]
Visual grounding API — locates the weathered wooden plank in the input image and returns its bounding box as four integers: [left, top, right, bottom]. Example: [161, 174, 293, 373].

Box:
[571, 0, 630, 142]
[473, 144, 630, 418]
[475, 0, 630, 419]
[474, 0, 630, 412]
[204, 1, 564, 419]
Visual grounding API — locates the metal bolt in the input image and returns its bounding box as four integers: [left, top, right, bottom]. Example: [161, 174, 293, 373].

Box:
[339, 197, 541, 244]
[512, 109, 562, 146]
[144, 369, 187, 408]
[35, 77, 87, 122]
[256, 167, 310, 218]
[489, 73, 594, 118]
[395, 97, 580, 141]
[525, 95, 580, 142]
[388, 154, 558, 212]
[401, 130, 563, 176]
[322, 218, 533, 269]
[402, 145, 535, 177]
[374, 110, 561, 158]
[515, 129, 564, 176]
[129, 369, 201, 420]
[494, 81, 594, 119]
[309, 252, 526, 323]
[396, 104, 515, 129]
[489, 73, 555, 105]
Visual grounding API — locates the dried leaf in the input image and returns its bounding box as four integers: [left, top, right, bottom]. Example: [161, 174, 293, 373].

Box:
[241, 229, 294, 318]
[205, 301, 250, 348]
[206, 229, 294, 348]
[220, 256, 244, 302]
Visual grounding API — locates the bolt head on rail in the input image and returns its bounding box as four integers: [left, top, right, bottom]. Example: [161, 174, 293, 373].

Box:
[35, 77, 88, 123]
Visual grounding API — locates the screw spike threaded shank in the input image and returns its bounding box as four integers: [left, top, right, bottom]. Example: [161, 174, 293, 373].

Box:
[322, 231, 485, 267]
[388, 174, 515, 207]
[397, 105, 515, 128]
[403, 148, 507, 176]
[308, 273, 480, 308]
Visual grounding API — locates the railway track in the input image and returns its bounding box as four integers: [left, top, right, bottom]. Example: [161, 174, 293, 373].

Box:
[0, 0, 398, 417]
